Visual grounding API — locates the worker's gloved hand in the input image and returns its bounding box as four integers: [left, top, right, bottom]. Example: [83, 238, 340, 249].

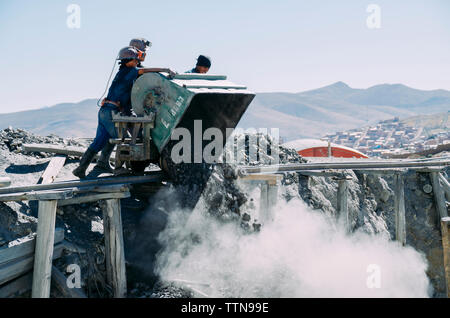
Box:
[166, 69, 177, 79]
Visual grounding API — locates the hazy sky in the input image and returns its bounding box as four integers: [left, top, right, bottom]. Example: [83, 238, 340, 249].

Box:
[0, 0, 449, 113]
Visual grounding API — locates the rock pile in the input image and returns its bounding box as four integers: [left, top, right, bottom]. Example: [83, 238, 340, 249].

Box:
[0, 127, 85, 155]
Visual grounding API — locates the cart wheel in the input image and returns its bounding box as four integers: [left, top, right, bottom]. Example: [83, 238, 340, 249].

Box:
[130, 160, 150, 173]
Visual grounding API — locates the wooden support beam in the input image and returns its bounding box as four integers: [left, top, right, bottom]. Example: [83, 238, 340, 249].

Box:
[259, 182, 269, 224]
[258, 179, 279, 224]
[0, 272, 33, 298]
[0, 228, 64, 266]
[297, 170, 347, 178]
[38, 156, 66, 185]
[0, 243, 64, 286]
[240, 174, 282, 186]
[337, 179, 350, 233]
[438, 173, 450, 202]
[0, 172, 163, 196]
[51, 265, 87, 298]
[415, 167, 446, 173]
[394, 174, 406, 245]
[441, 217, 450, 298]
[22, 143, 101, 159]
[102, 199, 127, 298]
[267, 183, 278, 217]
[71, 184, 129, 194]
[57, 191, 130, 207]
[0, 177, 11, 188]
[430, 172, 448, 219]
[0, 190, 73, 202]
[357, 169, 407, 175]
[32, 200, 58, 298]
[240, 159, 450, 175]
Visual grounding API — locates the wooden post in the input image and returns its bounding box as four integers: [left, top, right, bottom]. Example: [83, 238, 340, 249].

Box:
[32, 199, 58, 298]
[267, 183, 278, 212]
[441, 217, 450, 298]
[259, 182, 269, 223]
[439, 173, 450, 202]
[431, 172, 448, 220]
[394, 173, 406, 245]
[102, 199, 126, 298]
[337, 179, 349, 233]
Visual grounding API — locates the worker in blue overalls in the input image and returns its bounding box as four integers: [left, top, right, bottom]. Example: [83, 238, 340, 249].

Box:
[93, 38, 152, 174]
[73, 46, 176, 178]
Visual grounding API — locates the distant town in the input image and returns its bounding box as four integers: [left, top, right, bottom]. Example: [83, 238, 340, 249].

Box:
[325, 115, 450, 158]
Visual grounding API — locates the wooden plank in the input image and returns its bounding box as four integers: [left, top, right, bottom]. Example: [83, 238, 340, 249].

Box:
[414, 167, 446, 173]
[71, 184, 129, 194]
[32, 200, 58, 298]
[58, 191, 130, 207]
[394, 174, 406, 245]
[22, 143, 101, 159]
[0, 173, 164, 195]
[439, 173, 450, 202]
[0, 243, 63, 286]
[0, 228, 64, 266]
[337, 179, 350, 233]
[51, 265, 87, 298]
[297, 170, 347, 177]
[38, 156, 67, 185]
[431, 172, 448, 219]
[102, 199, 127, 298]
[0, 272, 33, 298]
[240, 174, 282, 186]
[0, 177, 11, 188]
[0, 190, 73, 202]
[240, 159, 450, 174]
[357, 169, 407, 175]
[441, 217, 450, 298]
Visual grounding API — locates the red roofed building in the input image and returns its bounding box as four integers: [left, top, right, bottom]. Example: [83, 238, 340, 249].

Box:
[283, 139, 368, 158]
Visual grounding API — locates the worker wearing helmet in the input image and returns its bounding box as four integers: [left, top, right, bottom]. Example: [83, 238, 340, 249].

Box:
[129, 38, 152, 67]
[186, 55, 211, 74]
[94, 38, 151, 173]
[73, 46, 177, 178]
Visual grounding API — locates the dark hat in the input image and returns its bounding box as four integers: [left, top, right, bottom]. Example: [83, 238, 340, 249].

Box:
[196, 55, 211, 68]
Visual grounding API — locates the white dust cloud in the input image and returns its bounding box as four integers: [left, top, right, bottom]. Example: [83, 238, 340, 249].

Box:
[155, 198, 431, 297]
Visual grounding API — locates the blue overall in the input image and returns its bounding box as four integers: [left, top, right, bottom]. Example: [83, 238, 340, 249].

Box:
[88, 66, 139, 152]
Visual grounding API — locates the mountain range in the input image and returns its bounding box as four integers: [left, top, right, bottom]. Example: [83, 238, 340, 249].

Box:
[0, 82, 449, 140]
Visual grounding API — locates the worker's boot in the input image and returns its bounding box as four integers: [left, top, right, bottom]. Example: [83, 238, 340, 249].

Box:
[94, 143, 115, 174]
[72, 148, 96, 179]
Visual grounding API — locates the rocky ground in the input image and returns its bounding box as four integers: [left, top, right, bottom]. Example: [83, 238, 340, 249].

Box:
[0, 128, 448, 297]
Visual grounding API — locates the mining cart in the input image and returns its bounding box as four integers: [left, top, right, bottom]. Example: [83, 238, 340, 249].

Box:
[110, 73, 255, 175]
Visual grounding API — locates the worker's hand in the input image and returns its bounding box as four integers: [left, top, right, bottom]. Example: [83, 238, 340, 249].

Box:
[166, 69, 177, 79]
